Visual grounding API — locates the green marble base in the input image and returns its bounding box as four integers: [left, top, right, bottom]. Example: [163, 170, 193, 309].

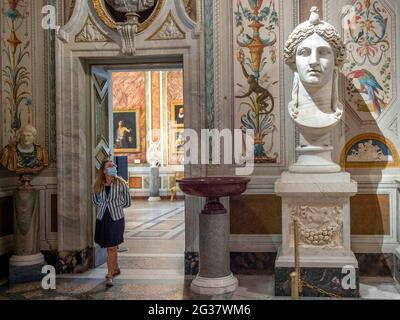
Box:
[275, 266, 360, 298]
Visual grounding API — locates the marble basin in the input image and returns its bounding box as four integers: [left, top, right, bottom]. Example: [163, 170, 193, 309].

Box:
[177, 177, 250, 198]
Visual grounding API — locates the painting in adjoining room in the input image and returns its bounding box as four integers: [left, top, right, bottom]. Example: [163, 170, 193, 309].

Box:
[341, 0, 395, 121]
[340, 133, 400, 168]
[171, 100, 184, 128]
[113, 110, 140, 153]
[233, 0, 281, 164]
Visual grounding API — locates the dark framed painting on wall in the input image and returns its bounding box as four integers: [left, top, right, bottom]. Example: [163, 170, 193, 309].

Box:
[113, 110, 140, 153]
[171, 100, 184, 128]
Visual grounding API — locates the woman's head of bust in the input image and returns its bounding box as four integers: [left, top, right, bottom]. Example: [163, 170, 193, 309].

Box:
[18, 125, 37, 148]
[284, 7, 346, 74]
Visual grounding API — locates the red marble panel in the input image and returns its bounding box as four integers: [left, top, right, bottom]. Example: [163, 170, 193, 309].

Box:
[167, 71, 184, 165]
[151, 71, 161, 141]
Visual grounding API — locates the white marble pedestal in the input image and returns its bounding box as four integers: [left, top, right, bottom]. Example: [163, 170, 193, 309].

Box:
[274, 171, 359, 297]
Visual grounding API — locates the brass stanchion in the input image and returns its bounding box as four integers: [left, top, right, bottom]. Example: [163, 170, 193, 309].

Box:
[290, 219, 302, 299]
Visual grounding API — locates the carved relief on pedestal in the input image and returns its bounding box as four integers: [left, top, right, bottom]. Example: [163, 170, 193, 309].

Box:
[75, 16, 111, 43]
[147, 12, 185, 40]
[289, 205, 343, 248]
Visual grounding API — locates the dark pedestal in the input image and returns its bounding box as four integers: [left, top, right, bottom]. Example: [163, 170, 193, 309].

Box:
[275, 266, 360, 298]
[9, 261, 45, 284]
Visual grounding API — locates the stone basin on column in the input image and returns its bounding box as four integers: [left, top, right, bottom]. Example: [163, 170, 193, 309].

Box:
[177, 177, 250, 295]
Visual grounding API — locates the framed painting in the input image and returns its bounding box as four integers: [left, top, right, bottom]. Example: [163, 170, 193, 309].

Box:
[113, 110, 140, 153]
[170, 100, 184, 128]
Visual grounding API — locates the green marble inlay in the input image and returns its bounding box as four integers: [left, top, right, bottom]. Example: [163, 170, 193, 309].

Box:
[204, 0, 214, 130]
[48, 0, 57, 162]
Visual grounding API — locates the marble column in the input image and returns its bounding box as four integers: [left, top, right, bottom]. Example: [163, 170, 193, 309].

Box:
[9, 188, 45, 284]
[191, 201, 238, 295]
[148, 166, 161, 202]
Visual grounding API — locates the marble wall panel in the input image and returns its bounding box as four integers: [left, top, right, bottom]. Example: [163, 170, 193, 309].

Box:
[230, 195, 282, 235]
[350, 194, 390, 235]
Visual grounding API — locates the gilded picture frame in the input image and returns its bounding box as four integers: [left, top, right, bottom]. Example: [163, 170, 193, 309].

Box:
[92, 0, 166, 32]
[113, 110, 141, 153]
[170, 100, 184, 128]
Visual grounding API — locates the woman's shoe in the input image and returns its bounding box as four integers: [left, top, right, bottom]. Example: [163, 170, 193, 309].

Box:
[113, 268, 121, 277]
[105, 275, 114, 287]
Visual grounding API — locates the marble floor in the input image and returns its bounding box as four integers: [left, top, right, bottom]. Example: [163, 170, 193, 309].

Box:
[0, 200, 399, 300]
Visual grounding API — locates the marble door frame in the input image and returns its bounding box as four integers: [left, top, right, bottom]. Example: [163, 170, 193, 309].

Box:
[55, 0, 204, 254]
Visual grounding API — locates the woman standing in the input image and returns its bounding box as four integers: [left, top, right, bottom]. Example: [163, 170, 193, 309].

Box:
[93, 159, 131, 287]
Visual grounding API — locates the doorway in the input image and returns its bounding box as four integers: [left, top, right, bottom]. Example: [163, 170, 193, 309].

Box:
[91, 63, 186, 272]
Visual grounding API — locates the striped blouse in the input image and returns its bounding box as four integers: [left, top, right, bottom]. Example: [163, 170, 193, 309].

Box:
[92, 178, 131, 221]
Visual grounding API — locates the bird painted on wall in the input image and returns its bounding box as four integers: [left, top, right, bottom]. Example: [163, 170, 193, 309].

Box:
[348, 69, 384, 114]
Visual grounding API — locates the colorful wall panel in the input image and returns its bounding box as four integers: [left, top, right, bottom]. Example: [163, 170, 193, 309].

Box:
[342, 0, 396, 122]
[233, 0, 281, 164]
[1, 0, 32, 145]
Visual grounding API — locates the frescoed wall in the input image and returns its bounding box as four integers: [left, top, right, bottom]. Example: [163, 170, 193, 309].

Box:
[233, 0, 281, 164]
[1, 0, 32, 144]
[342, 0, 395, 121]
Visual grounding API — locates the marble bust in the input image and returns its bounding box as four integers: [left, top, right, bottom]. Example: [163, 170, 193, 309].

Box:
[284, 7, 346, 172]
[285, 7, 346, 132]
[105, 0, 155, 12]
[0, 125, 49, 174]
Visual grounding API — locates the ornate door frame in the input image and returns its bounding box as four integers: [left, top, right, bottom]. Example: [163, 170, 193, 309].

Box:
[55, 0, 204, 256]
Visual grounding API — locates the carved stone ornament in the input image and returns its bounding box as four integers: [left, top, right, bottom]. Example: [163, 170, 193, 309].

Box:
[147, 12, 185, 40]
[104, 0, 155, 55]
[117, 13, 139, 55]
[290, 205, 343, 248]
[75, 15, 111, 42]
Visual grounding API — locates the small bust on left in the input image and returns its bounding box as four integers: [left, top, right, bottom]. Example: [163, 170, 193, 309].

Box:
[0, 124, 49, 175]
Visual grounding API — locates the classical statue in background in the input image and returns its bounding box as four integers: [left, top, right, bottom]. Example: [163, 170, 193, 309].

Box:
[0, 124, 49, 175]
[284, 7, 347, 172]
